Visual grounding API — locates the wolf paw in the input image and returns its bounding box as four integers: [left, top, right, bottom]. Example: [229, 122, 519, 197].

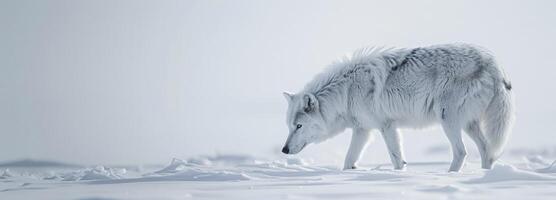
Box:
[343, 165, 358, 170]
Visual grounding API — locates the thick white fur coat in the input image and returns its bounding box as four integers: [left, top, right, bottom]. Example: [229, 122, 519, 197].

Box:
[283, 44, 514, 172]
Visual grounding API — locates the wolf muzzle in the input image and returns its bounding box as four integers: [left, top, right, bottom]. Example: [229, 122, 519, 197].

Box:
[281, 146, 290, 154]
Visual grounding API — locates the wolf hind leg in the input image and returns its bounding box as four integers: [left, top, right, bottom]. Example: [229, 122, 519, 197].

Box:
[343, 128, 373, 170]
[440, 111, 468, 172]
[464, 121, 494, 169]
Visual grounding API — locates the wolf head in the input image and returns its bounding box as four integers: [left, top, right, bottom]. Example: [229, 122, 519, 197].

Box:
[281, 92, 328, 154]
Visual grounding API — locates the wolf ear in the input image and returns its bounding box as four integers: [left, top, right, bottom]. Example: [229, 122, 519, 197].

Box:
[283, 92, 293, 102]
[303, 93, 318, 112]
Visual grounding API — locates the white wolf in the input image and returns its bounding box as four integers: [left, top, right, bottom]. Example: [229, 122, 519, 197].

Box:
[282, 44, 514, 172]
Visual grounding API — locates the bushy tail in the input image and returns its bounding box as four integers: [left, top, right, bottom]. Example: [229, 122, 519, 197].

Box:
[483, 80, 514, 160]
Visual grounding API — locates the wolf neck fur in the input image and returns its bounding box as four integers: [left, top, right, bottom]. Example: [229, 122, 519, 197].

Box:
[300, 47, 402, 135]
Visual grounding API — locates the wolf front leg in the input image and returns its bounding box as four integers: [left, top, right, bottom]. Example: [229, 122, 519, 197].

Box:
[343, 128, 372, 170]
[381, 124, 407, 170]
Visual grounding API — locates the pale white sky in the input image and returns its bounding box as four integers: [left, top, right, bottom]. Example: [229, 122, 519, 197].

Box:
[1, 0, 555, 165]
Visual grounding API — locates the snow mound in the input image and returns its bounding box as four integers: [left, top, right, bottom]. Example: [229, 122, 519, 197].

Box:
[0, 169, 15, 179]
[60, 166, 126, 181]
[151, 154, 261, 171]
[147, 156, 315, 181]
[154, 158, 190, 174]
[465, 163, 554, 183]
[139, 158, 251, 182]
[525, 155, 552, 166]
[535, 160, 556, 173]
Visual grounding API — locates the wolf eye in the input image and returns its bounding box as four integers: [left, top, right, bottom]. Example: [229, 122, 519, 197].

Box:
[296, 124, 303, 129]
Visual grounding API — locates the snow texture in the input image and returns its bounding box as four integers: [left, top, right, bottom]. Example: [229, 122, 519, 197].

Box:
[57, 166, 127, 181]
[535, 160, 556, 174]
[465, 163, 555, 183]
[1, 154, 556, 199]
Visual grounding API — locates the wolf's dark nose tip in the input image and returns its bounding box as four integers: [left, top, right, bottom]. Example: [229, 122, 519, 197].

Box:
[281, 146, 290, 154]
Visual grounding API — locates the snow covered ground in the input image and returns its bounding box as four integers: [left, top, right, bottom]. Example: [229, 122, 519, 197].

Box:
[1, 153, 556, 200]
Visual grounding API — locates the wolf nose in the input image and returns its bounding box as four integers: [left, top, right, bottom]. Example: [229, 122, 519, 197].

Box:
[281, 146, 290, 154]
